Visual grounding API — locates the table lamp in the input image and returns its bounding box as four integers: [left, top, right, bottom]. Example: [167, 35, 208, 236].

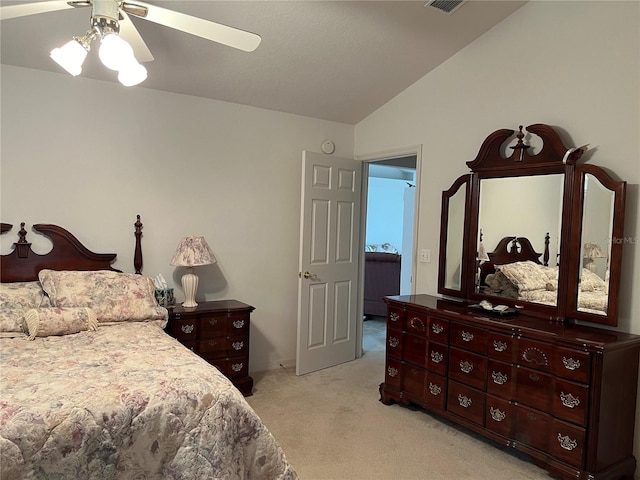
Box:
[170, 236, 216, 307]
[582, 242, 605, 273]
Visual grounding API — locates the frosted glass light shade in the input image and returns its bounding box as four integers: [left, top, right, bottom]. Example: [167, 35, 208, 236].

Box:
[50, 39, 88, 76]
[118, 62, 147, 86]
[99, 33, 134, 71]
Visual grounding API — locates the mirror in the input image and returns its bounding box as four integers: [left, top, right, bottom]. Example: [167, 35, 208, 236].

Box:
[438, 175, 470, 296]
[438, 124, 626, 326]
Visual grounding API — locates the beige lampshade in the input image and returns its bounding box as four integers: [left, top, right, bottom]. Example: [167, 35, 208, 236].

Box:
[170, 236, 216, 267]
[582, 242, 605, 259]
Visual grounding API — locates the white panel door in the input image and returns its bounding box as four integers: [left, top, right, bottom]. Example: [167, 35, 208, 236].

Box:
[296, 151, 362, 375]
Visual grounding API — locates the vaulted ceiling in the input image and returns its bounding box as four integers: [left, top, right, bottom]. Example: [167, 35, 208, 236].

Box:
[0, 1, 527, 124]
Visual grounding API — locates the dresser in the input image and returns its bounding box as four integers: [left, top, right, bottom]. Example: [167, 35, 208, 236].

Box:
[167, 300, 255, 396]
[380, 294, 640, 480]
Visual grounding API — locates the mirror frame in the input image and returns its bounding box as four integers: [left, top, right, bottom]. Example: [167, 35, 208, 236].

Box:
[437, 123, 626, 326]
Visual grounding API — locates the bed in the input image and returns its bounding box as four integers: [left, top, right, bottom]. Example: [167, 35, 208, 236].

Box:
[0, 218, 297, 479]
[479, 235, 608, 315]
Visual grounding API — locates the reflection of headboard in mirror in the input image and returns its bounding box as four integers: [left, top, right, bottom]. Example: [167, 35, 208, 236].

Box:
[438, 123, 626, 326]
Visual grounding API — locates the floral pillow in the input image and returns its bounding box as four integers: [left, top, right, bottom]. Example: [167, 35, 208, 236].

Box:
[495, 261, 551, 292]
[0, 281, 51, 309]
[23, 307, 98, 340]
[0, 308, 26, 337]
[38, 270, 168, 324]
[580, 268, 607, 292]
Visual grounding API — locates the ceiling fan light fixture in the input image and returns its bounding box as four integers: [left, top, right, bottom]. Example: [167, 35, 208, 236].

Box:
[49, 38, 89, 76]
[118, 62, 147, 86]
[98, 33, 134, 70]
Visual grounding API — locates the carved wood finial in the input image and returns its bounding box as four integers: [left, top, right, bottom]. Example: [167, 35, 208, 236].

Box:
[15, 222, 32, 258]
[17, 222, 28, 244]
[510, 125, 530, 162]
[134, 215, 143, 274]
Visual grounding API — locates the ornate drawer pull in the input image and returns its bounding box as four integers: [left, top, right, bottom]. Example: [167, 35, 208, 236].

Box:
[460, 360, 473, 374]
[461, 331, 474, 342]
[409, 317, 425, 332]
[389, 312, 400, 323]
[458, 394, 472, 408]
[232, 363, 243, 372]
[208, 319, 218, 326]
[431, 323, 444, 334]
[233, 320, 245, 329]
[560, 392, 580, 409]
[557, 433, 578, 451]
[207, 341, 218, 347]
[491, 371, 507, 385]
[490, 407, 506, 422]
[387, 366, 398, 378]
[232, 341, 244, 350]
[389, 336, 400, 348]
[493, 340, 508, 352]
[529, 373, 540, 382]
[181, 324, 195, 334]
[563, 357, 581, 371]
[527, 412, 536, 420]
[430, 351, 444, 364]
[428, 383, 442, 396]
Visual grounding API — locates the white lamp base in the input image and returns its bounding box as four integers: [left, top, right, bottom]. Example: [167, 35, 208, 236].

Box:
[181, 270, 199, 307]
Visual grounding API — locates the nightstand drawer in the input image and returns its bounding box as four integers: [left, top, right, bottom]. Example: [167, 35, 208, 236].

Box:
[199, 335, 249, 357]
[170, 319, 198, 341]
[207, 356, 249, 379]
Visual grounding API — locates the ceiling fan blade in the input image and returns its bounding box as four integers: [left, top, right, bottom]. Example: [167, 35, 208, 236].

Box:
[119, 11, 154, 63]
[0, 1, 82, 20]
[123, 1, 261, 53]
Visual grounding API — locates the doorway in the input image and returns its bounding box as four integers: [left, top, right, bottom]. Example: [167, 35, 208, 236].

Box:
[361, 153, 419, 354]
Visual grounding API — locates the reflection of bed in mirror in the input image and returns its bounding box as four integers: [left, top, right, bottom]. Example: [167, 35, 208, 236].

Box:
[479, 235, 608, 315]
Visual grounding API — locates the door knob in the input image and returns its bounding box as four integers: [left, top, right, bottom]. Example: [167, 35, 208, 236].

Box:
[300, 271, 319, 280]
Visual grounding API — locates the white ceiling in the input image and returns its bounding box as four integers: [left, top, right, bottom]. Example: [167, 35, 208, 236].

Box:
[0, 0, 527, 124]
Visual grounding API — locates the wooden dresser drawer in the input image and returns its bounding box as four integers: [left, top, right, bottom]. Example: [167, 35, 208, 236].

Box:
[553, 378, 588, 426]
[449, 347, 487, 390]
[402, 364, 426, 397]
[404, 333, 427, 368]
[428, 316, 449, 343]
[384, 358, 402, 388]
[550, 418, 586, 469]
[198, 314, 227, 337]
[207, 355, 249, 379]
[424, 372, 447, 410]
[426, 341, 448, 376]
[386, 330, 403, 359]
[517, 338, 553, 373]
[448, 380, 485, 426]
[405, 310, 429, 337]
[387, 308, 403, 329]
[515, 365, 553, 411]
[450, 322, 487, 354]
[552, 347, 590, 383]
[198, 335, 249, 358]
[487, 332, 515, 362]
[486, 359, 515, 399]
[515, 405, 552, 453]
[170, 318, 198, 341]
[486, 395, 514, 438]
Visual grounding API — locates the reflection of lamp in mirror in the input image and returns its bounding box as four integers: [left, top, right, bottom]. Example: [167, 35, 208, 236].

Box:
[476, 229, 490, 287]
[582, 242, 605, 273]
[170, 236, 216, 307]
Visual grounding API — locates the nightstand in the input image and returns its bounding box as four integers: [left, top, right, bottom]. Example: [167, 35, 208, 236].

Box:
[167, 299, 255, 396]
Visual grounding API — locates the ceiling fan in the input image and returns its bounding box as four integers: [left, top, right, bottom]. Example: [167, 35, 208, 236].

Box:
[0, 0, 262, 85]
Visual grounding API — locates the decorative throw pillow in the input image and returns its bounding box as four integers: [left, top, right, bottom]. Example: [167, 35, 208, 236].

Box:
[23, 307, 98, 339]
[580, 268, 607, 292]
[38, 270, 168, 324]
[0, 308, 26, 336]
[495, 261, 549, 292]
[0, 281, 51, 309]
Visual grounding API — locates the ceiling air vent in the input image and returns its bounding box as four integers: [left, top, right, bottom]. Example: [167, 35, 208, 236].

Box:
[425, 0, 466, 15]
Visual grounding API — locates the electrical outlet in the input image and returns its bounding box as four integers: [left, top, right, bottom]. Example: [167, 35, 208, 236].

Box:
[420, 249, 431, 263]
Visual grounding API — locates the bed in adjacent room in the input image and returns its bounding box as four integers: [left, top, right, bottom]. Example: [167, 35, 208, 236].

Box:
[0, 218, 297, 479]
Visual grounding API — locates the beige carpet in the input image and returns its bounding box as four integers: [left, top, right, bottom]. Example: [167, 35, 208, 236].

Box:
[247, 317, 550, 480]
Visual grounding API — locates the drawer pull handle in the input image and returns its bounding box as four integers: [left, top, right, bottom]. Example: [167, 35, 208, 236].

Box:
[233, 320, 245, 329]
[458, 394, 472, 408]
[529, 373, 540, 382]
[232, 363, 243, 372]
[493, 340, 508, 352]
[430, 351, 444, 364]
[409, 317, 425, 332]
[208, 341, 217, 347]
[232, 341, 244, 350]
[431, 323, 444, 334]
[428, 383, 442, 396]
[461, 331, 474, 342]
[181, 324, 195, 334]
[387, 366, 398, 378]
[558, 433, 578, 451]
[389, 312, 400, 323]
[563, 357, 581, 371]
[527, 412, 536, 420]
[490, 407, 506, 422]
[208, 319, 218, 326]
[560, 392, 580, 409]
[389, 336, 400, 348]
[460, 360, 473, 374]
[522, 347, 548, 366]
[491, 371, 507, 385]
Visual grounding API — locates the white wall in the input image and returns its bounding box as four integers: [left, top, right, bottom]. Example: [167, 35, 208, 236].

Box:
[355, 0, 640, 465]
[0, 66, 354, 372]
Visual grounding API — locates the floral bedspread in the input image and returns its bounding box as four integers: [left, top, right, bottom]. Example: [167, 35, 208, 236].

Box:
[0, 322, 297, 480]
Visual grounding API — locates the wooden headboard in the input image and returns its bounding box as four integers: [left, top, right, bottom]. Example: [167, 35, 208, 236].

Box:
[479, 234, 550, 285]
[0, 215, 143, 282]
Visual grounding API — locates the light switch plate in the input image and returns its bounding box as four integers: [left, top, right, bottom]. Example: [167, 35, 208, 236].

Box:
[420, 249, 431, 263]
